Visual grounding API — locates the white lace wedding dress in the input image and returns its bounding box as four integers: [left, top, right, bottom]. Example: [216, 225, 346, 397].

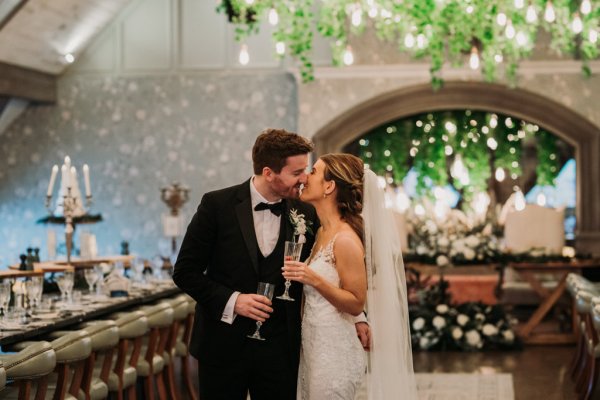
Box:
[297, 237, 366, 400]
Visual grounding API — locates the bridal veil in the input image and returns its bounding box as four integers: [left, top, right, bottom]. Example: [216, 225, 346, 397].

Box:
[363, 168, 417, 399]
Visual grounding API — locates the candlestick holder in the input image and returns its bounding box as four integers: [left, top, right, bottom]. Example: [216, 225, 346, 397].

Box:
[40, 156, 102, 265]
[160, 181, 190, 254]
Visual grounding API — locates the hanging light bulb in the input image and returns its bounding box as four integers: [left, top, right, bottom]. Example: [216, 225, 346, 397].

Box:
[351, 6, 362, 27]
[416, 34, 427, 49]
[590, 29, 598, 44]
[473, 192, 491, 215]
[268, 8, 279, 25]
[494, 53, 503, 63]
[572, 14, 583, 34]
[497, 12, 507, 26]
[505, 21, 516, 39]
[487, 137, 498, 150]
[469, 46, 480, 70]
[404, 33, 415, 48]
[581, 0, 592, 15]
[245, 0, 254, 4]
[368, 5, 378, 18]
[451, 155, 470, 185]
[396, 188, 411, 212]
[342, 46, 354, 65]
[495, 167, 506, 182]
[544, 2, 556, 23]
[275, 41, 286, 55]
[514, 0, 525, 9]
[526, 5, 538, 23]
[536, 192, 547, 207]
[238, 44, 250, 65]
[516, 31, 528, 46]
[514, 189, 526, 211]
[445, 145, 453, 155]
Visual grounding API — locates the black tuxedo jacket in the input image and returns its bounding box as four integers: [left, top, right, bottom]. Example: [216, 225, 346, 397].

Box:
[173, 179, 317, 369]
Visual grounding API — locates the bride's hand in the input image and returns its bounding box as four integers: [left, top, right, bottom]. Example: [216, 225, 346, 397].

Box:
[282, 261, 321, 287]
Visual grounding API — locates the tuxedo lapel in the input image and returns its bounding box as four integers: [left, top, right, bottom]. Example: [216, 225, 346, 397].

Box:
[235, 181, 259, 274]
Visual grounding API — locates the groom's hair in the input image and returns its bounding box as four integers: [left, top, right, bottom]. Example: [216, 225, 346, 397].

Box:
[252, 128, 314, 174]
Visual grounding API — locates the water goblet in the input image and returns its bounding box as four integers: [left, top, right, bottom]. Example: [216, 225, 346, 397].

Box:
[84, 267, 99, 294]
[277, 241, 303, 301]
[247, 282, 275, 341]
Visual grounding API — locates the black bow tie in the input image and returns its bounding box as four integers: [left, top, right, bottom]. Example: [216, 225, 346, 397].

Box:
[254, 201, 284, 216]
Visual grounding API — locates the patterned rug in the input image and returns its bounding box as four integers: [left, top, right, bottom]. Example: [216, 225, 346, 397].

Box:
[355, 373, 514, 400]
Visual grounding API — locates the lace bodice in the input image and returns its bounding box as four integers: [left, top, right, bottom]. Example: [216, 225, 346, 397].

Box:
[298, 236, 366, 399]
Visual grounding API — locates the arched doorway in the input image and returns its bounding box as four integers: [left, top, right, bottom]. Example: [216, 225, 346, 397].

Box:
[312, 81, 600, 255]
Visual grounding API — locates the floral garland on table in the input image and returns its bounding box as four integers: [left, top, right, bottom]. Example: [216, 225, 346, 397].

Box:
[409, 301, 519, 351]
[289, 208, 313, 244]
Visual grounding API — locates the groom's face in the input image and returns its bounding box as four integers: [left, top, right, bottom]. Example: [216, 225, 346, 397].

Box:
[268, 154, 309, 199]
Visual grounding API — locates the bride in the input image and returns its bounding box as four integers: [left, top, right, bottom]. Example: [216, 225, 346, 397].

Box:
[283, 153, 417, 400]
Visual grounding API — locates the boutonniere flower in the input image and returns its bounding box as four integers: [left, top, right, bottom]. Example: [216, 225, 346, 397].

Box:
[289, 208, 313, 244]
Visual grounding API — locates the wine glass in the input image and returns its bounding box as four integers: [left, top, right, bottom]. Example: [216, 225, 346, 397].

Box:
[247, 282, 275, 341]
[131, 258, 146, 283]
[0, 280, 11, 319]
[84, 267, 99, 294]
[277, 241, 303, 301]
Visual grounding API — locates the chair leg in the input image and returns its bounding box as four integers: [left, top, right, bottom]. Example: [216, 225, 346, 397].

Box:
[53, 364, 69, 400]
[165, 363, 179, 400]
[18, 380, 32, 400]
[572, 317, 585, 377]
[156, 371, 168, 400]
[144, 375, 155, 400]
[182, 355, 198, 400]
[69, 360, 85, 398]
[584, 356, 598, 400]
[34, 375, 49, 400]
[126, 384, 136, 400]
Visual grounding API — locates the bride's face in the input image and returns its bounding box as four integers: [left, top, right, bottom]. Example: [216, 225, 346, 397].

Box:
[300, 159, 331, 203]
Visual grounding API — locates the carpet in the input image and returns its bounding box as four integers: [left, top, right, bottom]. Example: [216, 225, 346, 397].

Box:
[355, 373, 514, 400]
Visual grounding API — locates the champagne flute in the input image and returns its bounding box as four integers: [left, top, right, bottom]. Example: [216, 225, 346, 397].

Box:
[277, 241, 303, 301]
[247, 282, 275, 341]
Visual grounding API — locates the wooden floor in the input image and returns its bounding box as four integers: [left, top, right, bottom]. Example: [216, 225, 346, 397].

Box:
[175, 345, 577, 400]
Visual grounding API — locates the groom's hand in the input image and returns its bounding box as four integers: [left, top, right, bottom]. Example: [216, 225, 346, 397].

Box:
[355, 322, 371, 351]
[234, 294, 274, 322]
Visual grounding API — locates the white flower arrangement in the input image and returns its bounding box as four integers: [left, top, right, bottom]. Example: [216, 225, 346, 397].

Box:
[409, 301, 518, 351]
[288, 208, 313, 244]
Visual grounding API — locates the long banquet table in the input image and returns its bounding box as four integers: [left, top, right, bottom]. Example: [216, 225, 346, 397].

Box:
[0, 281, 181, 349]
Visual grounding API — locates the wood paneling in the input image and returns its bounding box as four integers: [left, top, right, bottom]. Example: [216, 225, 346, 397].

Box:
[0, 61, 55, 102]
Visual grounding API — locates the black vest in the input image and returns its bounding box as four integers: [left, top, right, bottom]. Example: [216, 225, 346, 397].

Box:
[256, 216, 288, 338]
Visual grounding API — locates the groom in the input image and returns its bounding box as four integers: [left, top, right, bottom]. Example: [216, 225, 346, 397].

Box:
[174, 129, 368, 399]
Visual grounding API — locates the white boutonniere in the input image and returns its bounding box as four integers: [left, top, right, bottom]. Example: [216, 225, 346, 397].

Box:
[289, 208, 313, 244]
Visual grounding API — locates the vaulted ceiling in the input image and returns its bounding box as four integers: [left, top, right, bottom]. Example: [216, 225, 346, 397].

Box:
[0, 0, 132, 103]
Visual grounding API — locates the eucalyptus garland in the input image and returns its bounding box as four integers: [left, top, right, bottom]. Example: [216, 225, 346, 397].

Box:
[218, 0, 600, 84]
[354, 110, 566, 198]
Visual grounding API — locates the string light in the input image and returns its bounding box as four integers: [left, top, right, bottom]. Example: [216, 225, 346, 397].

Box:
[487, 137, 498, 150]
[268, 8, 279, 25]
[505, 21, 516, 39]
[351, 6, 362, 27]
[572, 14, 583, 34]
[494, 54, 503, 63]
[238, 44, 250, 65]
[404, 33, 415, 48]
[581, 0, 592, 15]
[343, 46, 354, 65]
[590, 29, 598, 44]
[516, 31, 528, 46]
[514, 0, 525, 9]
[526, 5, 538, 23]
[495, 168, 506, 182]
[469, 46, 480, 70]
[275, 41, 286, 55]
[64, 53, 75, 63]
[497, 12, 507, 26]
[544, 2, 556, 23]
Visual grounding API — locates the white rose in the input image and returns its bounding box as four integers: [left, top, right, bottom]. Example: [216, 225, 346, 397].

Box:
[432, 316, 446, 329]
[436, 304, 449, 314]
[419, 337, 430, 349]
[482, 324, 498, 336]
[452, 327, 463, 340]
[412, 317, 425, 331]
[438, 237, 450, 248]
[452, 240, 465, 252]
[426, 220, 438, 234]
[465, 235, 480, 247]
[416, 245, 428, 255]
[502, 330, 515, 342]
[465, 330, 481, 347]
[463, 248, 476, 260]
[436, 255, 450, 267]
[457, 314, 469, 326]
[297, 234, 306, 244]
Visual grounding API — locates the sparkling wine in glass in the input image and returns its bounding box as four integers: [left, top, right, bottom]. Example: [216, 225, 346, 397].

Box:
[247, 282, 275, 341]
[277, 241, 303, 301]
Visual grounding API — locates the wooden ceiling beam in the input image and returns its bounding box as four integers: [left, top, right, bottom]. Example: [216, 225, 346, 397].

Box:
[0, 61, 56, 103]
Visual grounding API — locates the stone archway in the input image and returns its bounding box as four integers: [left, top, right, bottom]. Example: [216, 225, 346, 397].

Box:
[312, 81, 600, 255]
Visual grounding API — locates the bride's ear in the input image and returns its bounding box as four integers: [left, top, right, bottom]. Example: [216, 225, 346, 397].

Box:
[324, 180, 336, 197]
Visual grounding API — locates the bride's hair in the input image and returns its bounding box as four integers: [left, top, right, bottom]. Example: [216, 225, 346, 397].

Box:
[320, 153, 364, 244]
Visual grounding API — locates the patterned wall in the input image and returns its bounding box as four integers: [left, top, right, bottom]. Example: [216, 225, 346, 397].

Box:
[0, 72, 297, 267]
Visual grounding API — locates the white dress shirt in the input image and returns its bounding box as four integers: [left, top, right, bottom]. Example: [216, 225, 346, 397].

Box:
[221, 177, 282, 324]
